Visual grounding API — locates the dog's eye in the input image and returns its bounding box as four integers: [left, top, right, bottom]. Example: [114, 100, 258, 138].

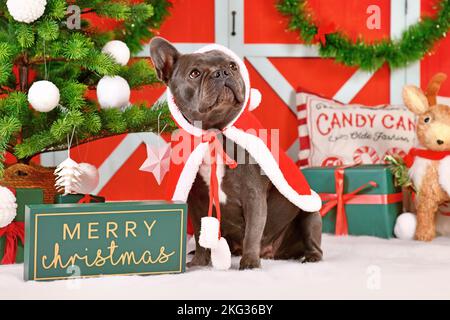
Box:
[229, 62, 238, 71]
[189, 69, 201, 79]
[424, 116, 432, 124]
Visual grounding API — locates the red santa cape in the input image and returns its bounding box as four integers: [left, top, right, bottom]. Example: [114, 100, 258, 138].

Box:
[161, 44, 322, 269]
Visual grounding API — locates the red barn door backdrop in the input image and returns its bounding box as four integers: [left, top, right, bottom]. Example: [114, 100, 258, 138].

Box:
[40, 0, 450, 200]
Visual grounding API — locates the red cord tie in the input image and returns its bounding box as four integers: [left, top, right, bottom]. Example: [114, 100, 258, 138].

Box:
[202, 132, 237, 238]
[0, 221, 24, 265]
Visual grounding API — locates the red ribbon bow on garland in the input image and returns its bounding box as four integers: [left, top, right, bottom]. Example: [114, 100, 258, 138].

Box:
[0, 221, 24, 265]
[314, 22, 336, 45]
[202, 131, 237, 238]
[319, 166, 403, 236]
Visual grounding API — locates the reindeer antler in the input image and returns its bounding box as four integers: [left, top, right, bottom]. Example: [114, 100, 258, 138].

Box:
[426, 73, 447, 106]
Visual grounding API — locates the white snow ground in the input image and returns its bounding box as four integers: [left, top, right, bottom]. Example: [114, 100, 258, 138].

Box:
[2, 234, 450, 300]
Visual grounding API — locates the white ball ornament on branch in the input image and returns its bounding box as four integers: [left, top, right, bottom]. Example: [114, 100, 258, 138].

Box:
[0, 187, 18, 229]
[28, 80, 60, 112]
[72, 163, 100, 195]
[97, 76, 131, 109]
[102, 40, 131, 66]
[6, 0, 47, 23]
[54, 158, 82, 195]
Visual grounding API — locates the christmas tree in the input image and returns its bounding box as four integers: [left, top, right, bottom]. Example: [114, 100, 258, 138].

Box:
[0, 0, 175, 176]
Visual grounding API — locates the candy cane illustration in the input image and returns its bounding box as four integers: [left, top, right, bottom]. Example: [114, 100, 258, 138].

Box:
[353, 146, 380, 164]
[321, 156, 344, 167]
[383, 148, 406, 161]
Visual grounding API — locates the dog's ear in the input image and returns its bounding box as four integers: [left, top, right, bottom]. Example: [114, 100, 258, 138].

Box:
[150, 37, 180, 84]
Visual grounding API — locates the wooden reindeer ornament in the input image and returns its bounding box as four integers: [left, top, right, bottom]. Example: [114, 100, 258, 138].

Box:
[402, 73, 450, 241]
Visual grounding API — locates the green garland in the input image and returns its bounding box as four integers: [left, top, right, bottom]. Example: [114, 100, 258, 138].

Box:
[277, 0, 450, 71]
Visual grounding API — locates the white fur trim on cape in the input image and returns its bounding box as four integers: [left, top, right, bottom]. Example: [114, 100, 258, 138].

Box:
[171, 128, 322, 212]
[438, 156, 450, 196]
[211, 237, 231, 270]
[409, 157, 432, 192]
[172, 143, 209, 202]
[224, 127, 322, 212]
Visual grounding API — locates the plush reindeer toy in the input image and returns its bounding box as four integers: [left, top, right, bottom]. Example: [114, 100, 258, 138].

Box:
[403, 73, 450, 241]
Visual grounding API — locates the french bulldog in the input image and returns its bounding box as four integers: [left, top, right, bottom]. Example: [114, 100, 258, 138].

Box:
[150, 37, 323, 269]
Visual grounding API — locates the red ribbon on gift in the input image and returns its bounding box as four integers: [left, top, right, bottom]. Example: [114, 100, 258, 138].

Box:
[319, 166, 403, 236]
[78, 194, 93, 203]
[0, 221, 24, 264]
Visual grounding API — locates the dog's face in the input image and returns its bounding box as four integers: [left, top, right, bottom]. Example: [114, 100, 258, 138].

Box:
[150, 37, 246, 130]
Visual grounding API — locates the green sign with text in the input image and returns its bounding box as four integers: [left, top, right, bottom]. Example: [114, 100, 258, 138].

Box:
[24, 201, 187, 281]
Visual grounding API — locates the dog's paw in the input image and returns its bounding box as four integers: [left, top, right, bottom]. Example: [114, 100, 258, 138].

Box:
[239, 255, 261, 270]
[187, 254, 210, 268]
[302, 252, 322, 263]
[415, 230, 435, 242]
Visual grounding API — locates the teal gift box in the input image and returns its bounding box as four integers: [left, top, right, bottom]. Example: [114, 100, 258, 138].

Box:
[302, 165, 402, 239]
[54, 193, 105, 204]
[24, 201, 187, 281]
[0, 188, 43, 264]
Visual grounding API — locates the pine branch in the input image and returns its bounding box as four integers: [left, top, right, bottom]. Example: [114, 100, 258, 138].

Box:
[385, 155, 416, 192]
[0, 0, 173, 176]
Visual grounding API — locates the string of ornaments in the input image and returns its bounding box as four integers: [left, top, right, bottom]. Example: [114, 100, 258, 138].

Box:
[26, 40, 132, 112]
[98, 40, 131, 109]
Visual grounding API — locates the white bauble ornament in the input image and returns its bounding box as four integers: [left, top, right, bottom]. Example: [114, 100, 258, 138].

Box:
[97, 76, 131, 109]
[7, 0, 46, 23]
[54, 158, 82, 195]
[28, 80, 60, 112]
[102, 40, 130, 66]
[0, 187, 17, 228]
[394, 212, 417, 240]
[72, 163, 99, 195]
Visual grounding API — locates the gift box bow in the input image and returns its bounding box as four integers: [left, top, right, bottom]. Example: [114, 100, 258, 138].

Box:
[77, 194, 103, 203]
[319, 166, 403, 236]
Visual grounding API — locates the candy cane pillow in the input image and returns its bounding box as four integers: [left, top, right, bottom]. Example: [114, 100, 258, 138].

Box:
[296, 91, 417, 167]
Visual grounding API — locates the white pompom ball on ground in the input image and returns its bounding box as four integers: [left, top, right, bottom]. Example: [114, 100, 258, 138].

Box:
[211, 237, 231, 270]
[97, 76, 131, 109]
[0, 187, 17, 228]
[7, 0, 47, 23]
[72, 163, 100, 195]
[28, 80, 60, 112]
[394, 212, 417, 240]
[102, 40, 130, 66]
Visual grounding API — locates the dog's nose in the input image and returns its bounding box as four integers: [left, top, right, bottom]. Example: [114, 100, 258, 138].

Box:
[213, 69, 231, 79]
[437, 139, 444, 145]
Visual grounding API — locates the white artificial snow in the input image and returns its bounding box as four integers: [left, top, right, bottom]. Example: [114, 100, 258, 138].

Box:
[2, 234, 450, 299]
